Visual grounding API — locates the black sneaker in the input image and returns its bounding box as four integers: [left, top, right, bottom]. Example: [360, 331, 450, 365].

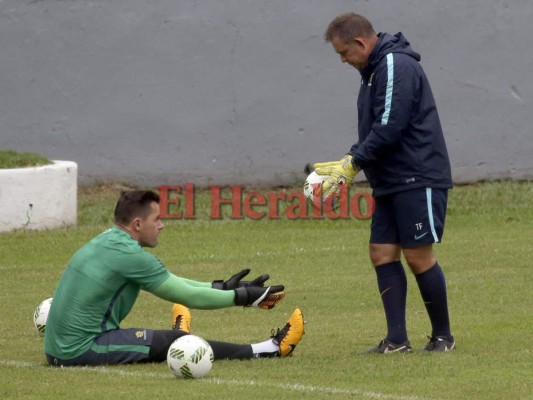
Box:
[423, 336, 455, 352]
[364, 339, 412, 354]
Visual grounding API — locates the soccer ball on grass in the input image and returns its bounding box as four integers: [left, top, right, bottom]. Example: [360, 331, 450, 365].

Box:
[33, 297, 53, 336]
[167, 335, 214, 379]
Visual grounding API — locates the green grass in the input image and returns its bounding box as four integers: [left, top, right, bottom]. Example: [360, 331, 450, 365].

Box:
[0, 149, 51, 169]
[1, 181, 532, 400]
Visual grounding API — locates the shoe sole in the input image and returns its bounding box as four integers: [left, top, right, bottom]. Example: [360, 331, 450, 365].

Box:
[172, 304, 192, 333]
[279, 308, 304, 357]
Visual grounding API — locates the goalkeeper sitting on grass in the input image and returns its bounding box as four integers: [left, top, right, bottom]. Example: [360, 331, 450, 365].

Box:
[44, 190, 304, 367]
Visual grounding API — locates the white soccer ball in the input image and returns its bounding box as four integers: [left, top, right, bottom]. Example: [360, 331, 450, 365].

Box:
[303, 171, 328, 203]
[33, 297, 53, 337]
[167, 335, 214, 379]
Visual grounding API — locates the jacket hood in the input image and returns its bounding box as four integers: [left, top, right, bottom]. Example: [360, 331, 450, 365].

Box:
[364, 32, 420, 74]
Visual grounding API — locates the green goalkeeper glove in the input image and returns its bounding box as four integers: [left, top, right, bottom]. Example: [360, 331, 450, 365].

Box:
[313, 155, 361, 199]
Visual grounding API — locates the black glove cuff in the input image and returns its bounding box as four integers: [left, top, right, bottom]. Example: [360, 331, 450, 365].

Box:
[212, 280, 224, 290]
[234, 287, 248, 306]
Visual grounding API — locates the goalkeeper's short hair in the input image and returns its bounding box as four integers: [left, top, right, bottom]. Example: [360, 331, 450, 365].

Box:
[114, 190, 160, 225]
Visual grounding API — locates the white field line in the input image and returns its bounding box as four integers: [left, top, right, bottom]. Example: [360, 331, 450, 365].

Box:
[1, 360, 438, 400]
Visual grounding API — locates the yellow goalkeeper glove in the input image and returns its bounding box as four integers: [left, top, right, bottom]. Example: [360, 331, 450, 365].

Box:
[313, 155, 361, 199]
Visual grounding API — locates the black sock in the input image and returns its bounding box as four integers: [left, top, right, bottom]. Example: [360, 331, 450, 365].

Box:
[375, 261, 408, 344]
[206, 340, 254, 360]
[150, 331, 254, 361]
[415, 262, 452, 339]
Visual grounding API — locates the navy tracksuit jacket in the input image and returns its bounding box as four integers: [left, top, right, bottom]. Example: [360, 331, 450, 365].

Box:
[348, 32, 452, 197]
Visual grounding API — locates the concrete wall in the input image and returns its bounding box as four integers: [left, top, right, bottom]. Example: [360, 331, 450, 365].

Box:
[1, 0, 531, 186]
[0, 161, 77, 232]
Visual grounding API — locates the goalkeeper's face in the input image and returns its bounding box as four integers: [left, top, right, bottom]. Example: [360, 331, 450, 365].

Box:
[136, 201, 164, 248]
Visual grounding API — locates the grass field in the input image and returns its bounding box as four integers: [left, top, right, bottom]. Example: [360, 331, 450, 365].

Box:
[0, 150, 51, 169]
[0, 181, 532, 399]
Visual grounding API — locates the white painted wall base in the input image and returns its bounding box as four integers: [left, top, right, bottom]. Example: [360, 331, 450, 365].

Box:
[0, 160, 77, 233]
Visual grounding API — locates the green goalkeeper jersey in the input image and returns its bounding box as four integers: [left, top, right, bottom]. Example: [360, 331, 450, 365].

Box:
[44, 226, 234, 360]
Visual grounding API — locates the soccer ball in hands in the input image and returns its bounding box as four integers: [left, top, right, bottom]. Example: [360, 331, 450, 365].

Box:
[33, 297, 53, 336]
[303, 171, 328, 204]
[167, 335, 214, 379]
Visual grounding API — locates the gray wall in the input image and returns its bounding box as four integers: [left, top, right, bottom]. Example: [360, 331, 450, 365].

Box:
[1, 0, 531, 186]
